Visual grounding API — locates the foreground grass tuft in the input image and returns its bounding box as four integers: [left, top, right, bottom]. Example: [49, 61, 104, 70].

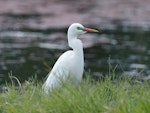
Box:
[0, 76, 150, 113]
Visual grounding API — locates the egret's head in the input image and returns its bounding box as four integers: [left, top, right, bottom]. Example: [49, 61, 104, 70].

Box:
[68, 23, 99, 36]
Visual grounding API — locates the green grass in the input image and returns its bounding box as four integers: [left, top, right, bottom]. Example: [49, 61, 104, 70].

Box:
[0, 75, 150, 113]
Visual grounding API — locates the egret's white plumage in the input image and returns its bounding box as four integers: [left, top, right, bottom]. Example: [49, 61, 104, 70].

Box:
[43, 23, 98, 92]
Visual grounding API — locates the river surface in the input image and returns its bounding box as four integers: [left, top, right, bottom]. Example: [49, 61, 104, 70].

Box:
[0, 27, 150, 84]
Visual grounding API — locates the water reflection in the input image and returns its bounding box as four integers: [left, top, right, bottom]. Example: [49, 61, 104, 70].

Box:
[0, 29, 150, 84]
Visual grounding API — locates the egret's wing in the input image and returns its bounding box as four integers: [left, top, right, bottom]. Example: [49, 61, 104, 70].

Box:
[43, 50, 73, 92]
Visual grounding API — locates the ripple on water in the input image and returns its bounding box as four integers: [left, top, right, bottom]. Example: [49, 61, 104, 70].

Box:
[0, 29, 150, 83]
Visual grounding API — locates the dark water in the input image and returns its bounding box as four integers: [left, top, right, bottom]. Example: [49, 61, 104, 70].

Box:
[0, 28, 150, 84]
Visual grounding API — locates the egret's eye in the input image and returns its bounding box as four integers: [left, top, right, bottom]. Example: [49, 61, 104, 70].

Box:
[77, 27, 83, 30]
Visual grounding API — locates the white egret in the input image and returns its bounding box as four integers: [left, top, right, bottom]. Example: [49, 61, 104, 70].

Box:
[43, 23, 98, 92]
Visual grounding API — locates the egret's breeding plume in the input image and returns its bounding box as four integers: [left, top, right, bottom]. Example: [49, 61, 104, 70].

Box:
[43, 23, 98, 92]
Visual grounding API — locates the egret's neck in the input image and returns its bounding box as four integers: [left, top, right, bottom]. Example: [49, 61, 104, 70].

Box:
[68, 33, 83, 55]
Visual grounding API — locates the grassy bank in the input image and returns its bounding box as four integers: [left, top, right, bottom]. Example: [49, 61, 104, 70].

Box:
[0, 76, 150, 113]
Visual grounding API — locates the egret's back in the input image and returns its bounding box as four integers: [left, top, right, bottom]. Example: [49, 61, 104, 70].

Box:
[42, 50, 73, 92]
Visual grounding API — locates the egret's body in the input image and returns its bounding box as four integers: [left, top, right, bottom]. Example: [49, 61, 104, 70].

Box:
[43, 23, 98, 92]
